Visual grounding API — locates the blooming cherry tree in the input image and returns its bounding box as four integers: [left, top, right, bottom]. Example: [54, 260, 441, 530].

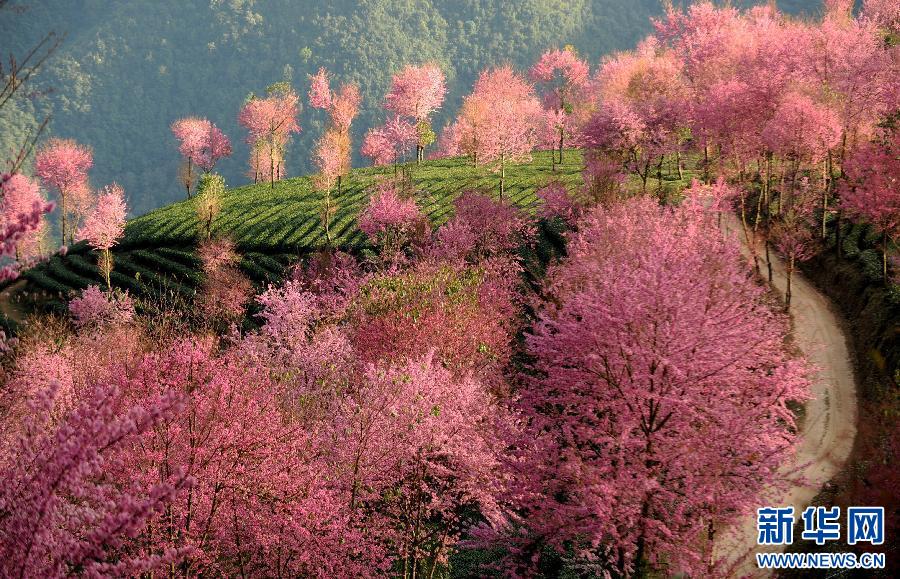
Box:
[35, 138, 92, 245]
[238, 83, 300, 187]
[529, 48, 591, 167]
[384, 63, 447, 163]
[78, 183, 126, 289]
[171, 117, 232, 198]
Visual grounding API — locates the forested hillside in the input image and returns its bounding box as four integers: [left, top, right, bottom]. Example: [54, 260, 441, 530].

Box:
[2, 0, 822, 214]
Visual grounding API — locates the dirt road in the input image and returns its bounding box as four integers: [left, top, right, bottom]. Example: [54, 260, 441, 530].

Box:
[715, 221, 858, 577]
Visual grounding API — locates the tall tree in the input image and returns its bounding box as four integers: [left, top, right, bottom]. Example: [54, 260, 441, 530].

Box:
[505, 197, 810, 576]
[34, 138, 92, 245]
[841, 125, 900, 282]
[1, 173, 47, 263]
[384, 63, 447, 164]
[238, 83, 300, 188]
[171, 117, 232, 199]
[463, 66, 541, 198]
[529, 47, 591, 168]
[78, 184, 126, 289]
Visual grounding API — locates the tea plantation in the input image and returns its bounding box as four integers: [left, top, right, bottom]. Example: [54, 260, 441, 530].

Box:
[16, 151, 592, 312]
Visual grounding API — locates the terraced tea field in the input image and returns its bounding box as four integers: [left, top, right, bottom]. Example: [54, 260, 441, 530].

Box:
[14, 151, 588, 311]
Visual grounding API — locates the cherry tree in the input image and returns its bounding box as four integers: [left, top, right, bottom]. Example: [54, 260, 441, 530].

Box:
[358, 181, 427, 263]
[464, 66, 542, 197]
[536, 181, 579, 224]
[503, 197, 809, 576]
[1, 173, 47, 263]
[0, 173, 54, 282]
[197, 237, 252, 323]
[384, 63, 447, 164]
[78, 183, 126, 289]
[361, 127, 396, 166]
[762, 92, 842, 235]
[171, 117, 232, 198]
[529, 47, 591, 167]
[333, 352, 504, 576]
[0, 380, 188, 577]
[34, 138, 92, 245]
[238, 83, 300, 187]
[310, 68, 361, 243]
[68, 285, 135, 329]
[767, 180, 820, 308]
[109, 338, 386, 576]
[841, 126, 900, 282]
[864, 0, 900, 34]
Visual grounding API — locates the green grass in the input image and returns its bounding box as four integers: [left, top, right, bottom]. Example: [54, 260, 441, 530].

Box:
[18, 151, 587, 306]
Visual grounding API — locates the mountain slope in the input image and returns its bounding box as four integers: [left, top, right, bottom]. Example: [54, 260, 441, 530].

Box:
[15, 151, 605, 313]
[2, 0, 823, 215]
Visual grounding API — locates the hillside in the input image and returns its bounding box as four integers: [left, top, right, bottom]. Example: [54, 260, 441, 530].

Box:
[1, 0, 824, 215]
[13, 150, 609, 315]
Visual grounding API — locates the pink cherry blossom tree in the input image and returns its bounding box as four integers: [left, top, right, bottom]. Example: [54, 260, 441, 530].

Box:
[0, 380, 188, 577]
[34, 138, 92, 245]
[310, 68, 361, 243]
[238, 83, 300, 187]
[841, 126, 900, 282]
[358, 181, 428, 264]
[384, 63, 447, 164]
[77, 183, 126, 289]
[500, 197, 809, 576]
[361, 127, 396, 166]
[529, 47, 591, 167]
[1, 173, 48, 263]
[769, 180, 820, 308]
[0, 173, 54, 282]
[197, 237, 252, 324]
[68, 285, 135, 329]
[171, 117, 232, 198]
[464, 66, 542, 197]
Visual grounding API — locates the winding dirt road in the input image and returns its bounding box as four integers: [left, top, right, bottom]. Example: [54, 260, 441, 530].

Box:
[715, 219, 858, 577]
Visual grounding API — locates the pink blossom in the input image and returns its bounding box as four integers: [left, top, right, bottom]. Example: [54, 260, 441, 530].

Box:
[384, 63, 447, 123]
[361, 126, 396, 166]
[502, 197, 810, 575]
[536, 181, 579, 223]
[238, 87, 301, 185]
[78, 183, 126, 251]
[0, 173, 47, 262]
[68, 285, 135, 329]
[171, 117, 232, 173]
[34, 138, 92, 244]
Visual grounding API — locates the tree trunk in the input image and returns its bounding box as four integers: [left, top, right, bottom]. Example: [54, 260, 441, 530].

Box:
[103, 248, 111, 290]
[823, 152, 833, 239]
[676, 149, 683, 181]
[186, 158, 193, 199]
[836, 209, 843, 259]
[60, 192, 67, 247]
[500, 153, 505, 199]
[883, 231, 890, 285]
[656, 157, 664, 199]
[765, 239, 773, 283]
[558, 125, 564, 166]
[740, 191, 760, 274]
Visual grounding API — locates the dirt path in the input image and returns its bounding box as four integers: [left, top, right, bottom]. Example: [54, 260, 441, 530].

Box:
[0, 279, 27, 325]
[714, 219, 858, 577]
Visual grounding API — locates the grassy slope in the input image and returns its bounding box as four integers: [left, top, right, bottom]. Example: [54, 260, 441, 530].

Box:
[18, 151, 591, 311]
